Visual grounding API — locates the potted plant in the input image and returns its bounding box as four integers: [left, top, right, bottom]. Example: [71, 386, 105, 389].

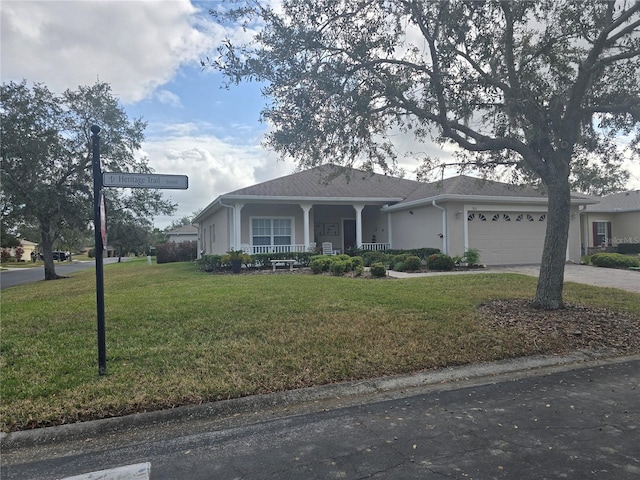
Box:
[227, 248, 248, 273]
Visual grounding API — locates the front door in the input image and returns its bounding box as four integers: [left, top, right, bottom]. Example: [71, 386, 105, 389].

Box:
[343, 219, 356, 251]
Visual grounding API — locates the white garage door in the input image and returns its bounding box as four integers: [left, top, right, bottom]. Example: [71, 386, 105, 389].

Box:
[467, 212, 547, 265]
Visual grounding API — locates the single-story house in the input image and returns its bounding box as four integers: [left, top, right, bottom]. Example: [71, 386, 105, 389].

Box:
[3, 239, 38, 262]
[580, 189, 640, 253]
[193, 164, 596, 265]
[167, 224, 198, 243]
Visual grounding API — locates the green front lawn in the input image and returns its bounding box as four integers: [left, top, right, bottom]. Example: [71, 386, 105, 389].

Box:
[1, 258, 638, 432]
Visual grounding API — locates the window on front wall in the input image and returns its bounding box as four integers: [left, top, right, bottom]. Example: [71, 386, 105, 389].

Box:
[593, 221, 611, 246]
[252, 218, 292, 246]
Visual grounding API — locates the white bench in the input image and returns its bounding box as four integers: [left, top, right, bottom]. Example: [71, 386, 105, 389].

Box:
[271, 259, 295, 271]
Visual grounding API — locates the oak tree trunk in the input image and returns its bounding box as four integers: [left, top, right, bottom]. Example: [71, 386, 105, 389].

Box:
[532, 180, 571, 310]
[40, 226, 60, 281]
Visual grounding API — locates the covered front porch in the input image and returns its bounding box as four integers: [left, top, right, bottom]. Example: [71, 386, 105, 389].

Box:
[230, 202, 392, 255]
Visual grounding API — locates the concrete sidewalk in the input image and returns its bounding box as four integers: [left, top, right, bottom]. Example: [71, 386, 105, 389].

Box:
[387, 263, 640, 293]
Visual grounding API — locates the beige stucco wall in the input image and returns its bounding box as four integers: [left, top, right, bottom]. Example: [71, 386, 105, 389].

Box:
[389, 204, 444, 252]
[198, 207, 231, 256]
[581, 211, 640, 248]
[612, 212, 640, 244]
[390, 201, 583, 264]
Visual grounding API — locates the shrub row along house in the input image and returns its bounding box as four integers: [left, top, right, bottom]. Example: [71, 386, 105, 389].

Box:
[191, 165, 640, 266]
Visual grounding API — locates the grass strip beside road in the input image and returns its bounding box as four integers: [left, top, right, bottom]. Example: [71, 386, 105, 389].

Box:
[1, 258, 639, 432]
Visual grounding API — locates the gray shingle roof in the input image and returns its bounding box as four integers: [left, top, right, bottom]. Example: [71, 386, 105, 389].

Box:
[401, 175, 547, 203]
[167, 224, 198, 235]
[584, 190, 640, 212]
[225, 164, 421, 199]
[213, 164, 596, 211]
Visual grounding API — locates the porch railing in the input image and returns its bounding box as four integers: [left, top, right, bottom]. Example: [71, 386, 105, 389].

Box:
[360, 243, 390, 251]
[251, 244, 308, 254]
[249, 243, 390, 254]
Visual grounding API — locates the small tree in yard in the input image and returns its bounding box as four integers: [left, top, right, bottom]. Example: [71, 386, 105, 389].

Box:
[1, 81, 176, 279]
[206, 0, 640, 309]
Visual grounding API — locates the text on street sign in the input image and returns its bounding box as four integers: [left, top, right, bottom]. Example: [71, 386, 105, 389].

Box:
[103, 173, 189, 190]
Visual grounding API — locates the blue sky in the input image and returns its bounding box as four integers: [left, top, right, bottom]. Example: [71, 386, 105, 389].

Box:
[1, 0, 298, 228]
[2, 0, 639, 229]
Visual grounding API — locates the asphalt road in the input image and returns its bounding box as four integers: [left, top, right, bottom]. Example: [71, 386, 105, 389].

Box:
[0, 257, 128, 290]
[2, 355, 639, 479]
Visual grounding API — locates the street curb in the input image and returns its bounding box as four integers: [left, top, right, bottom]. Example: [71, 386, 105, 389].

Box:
[3, 351, 638, 451]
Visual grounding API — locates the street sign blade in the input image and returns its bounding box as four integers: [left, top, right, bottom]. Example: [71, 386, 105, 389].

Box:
[103, 173, 189, 190]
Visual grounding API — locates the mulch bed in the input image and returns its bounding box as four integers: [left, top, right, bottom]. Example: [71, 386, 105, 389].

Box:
[478, 299, 640, 354]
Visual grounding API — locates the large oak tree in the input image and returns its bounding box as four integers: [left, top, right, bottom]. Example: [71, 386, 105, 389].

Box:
[1, 81, 176, 279]
[206, 0, 640, 309]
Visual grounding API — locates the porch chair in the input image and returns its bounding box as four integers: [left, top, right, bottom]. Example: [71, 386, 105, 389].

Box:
[322, 242, 334, 256]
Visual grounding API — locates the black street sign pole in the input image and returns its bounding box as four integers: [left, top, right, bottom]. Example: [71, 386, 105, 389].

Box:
[92, 125, 107, 375]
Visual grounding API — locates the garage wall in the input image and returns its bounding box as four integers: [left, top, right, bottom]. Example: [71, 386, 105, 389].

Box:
[390, 204, 444, 251]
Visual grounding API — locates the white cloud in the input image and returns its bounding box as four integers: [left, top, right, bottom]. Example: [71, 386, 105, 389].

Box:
[154, 89, 183, 107]
[1, 0, 219, 102]
[139, 125, 295, 228]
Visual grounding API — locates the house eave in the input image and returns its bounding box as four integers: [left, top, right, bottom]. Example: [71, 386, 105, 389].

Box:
[222, 194, 404, 204]
[583, 207, 640, 214]
[382, 194, 596, 212]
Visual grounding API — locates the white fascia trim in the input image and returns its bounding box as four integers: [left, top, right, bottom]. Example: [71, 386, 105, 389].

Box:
[383, 194, 547, 211]
[192, 195, 223, 223]
[223, 195, 404, 204]
[383, 194, 596, 212]
[583, 208, 640, 213]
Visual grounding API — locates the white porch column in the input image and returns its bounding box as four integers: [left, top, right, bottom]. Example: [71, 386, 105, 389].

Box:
[353, 203, 365, 248]
[233, 203, 244, 250]
[386, 209, 392, 247]
[300, 203, 313, 249]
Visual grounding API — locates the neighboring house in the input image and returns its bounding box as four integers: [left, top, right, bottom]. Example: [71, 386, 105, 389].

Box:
[4, 239, 38, 261]
[167, 224, 198, 243]
[580, 189, 640, 253]
[20, 240, 38, 261]
[193, 164, 596, 265]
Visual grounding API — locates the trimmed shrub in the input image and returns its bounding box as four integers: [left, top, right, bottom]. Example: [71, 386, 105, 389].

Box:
[310, 254, 364, 275]
[617, 243, 640, 255]
[591, 253, 640, 269]
[403, 255, 422, 272]
[370, 262, 387, 277]
[197, 254, 224, 272]
[426, 253, 455, 271]
[350, 256, 364, 270]
[330, 259, 349, 276]
[310, 255, 332, 274]
[361, 251, 391, 267]
[394, 261, 405, 271]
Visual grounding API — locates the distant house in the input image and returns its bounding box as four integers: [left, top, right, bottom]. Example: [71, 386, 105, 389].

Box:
[580, 189, 640, 253]
[167, 224, 198, 243]
[20, 240, 38, 261]
[193, 165, 596, 266]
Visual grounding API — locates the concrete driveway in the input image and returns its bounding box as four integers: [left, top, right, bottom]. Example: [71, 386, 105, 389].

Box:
[494, 264, 640, 293]
[388, 264, 639, 294]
